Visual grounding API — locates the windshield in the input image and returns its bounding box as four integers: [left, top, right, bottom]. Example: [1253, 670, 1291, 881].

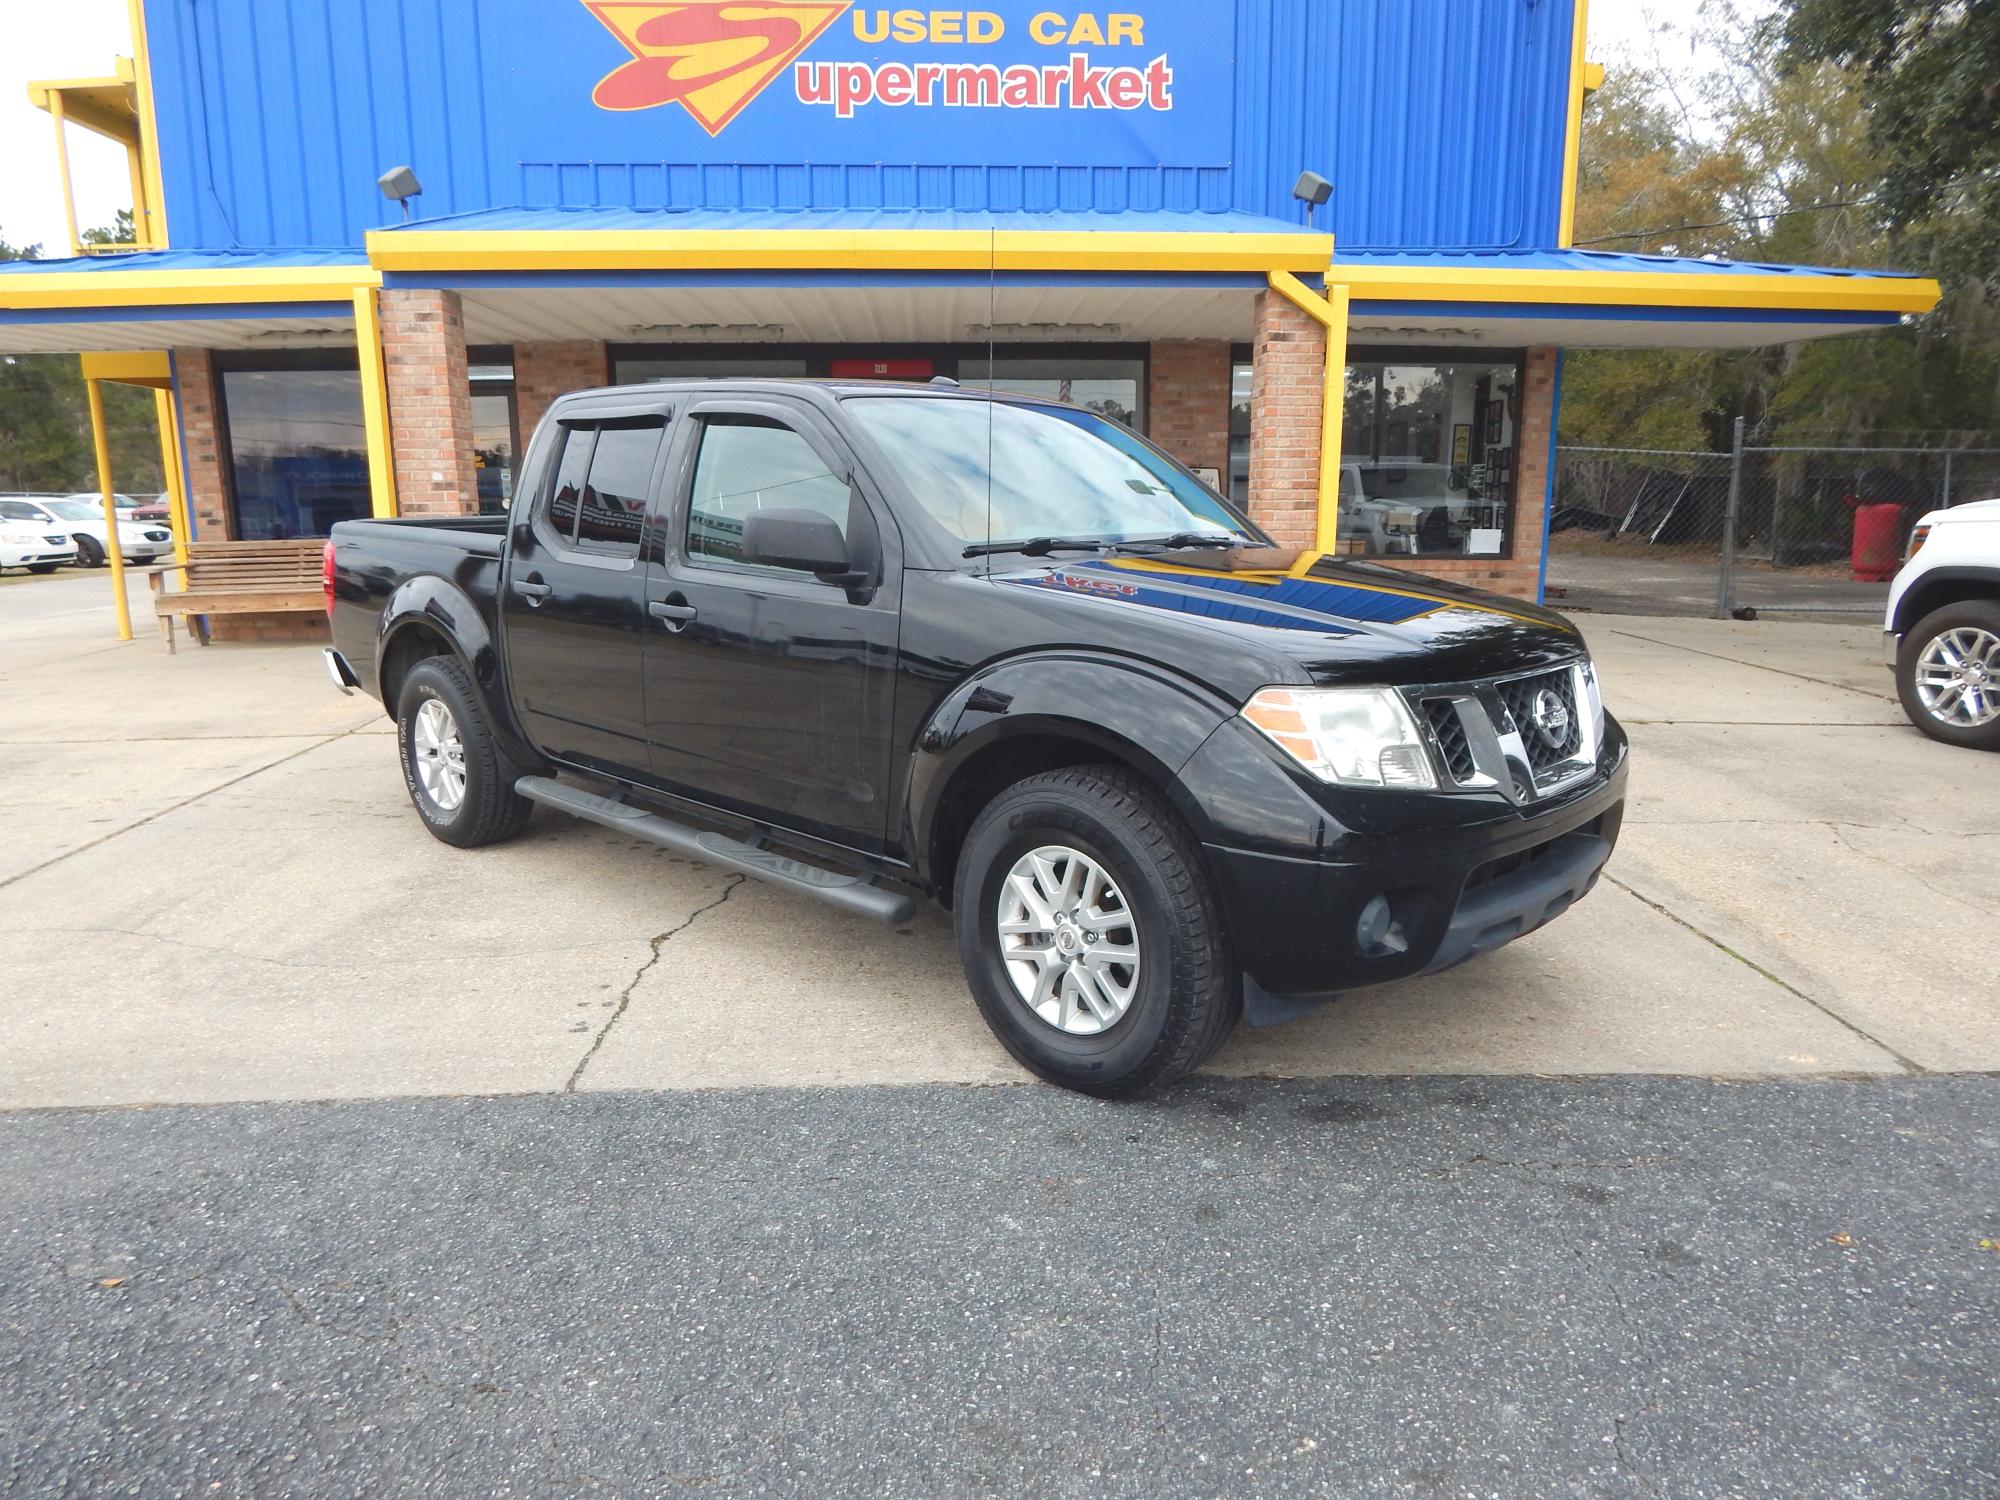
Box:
[844, 396, 1252, 548]
[46, 500, 105, 521]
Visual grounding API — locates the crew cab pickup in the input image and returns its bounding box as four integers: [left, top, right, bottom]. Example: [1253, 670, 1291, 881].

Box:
[326, 380, 1627, 1095]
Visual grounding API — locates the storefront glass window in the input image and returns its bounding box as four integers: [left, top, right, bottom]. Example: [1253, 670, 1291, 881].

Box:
[469, 349, 517, 516]
[471, 391, 516, 515]
[959, 357, 1144, 430]
[218, 362, 370, 540]
[1339, 360, 1520, 558]
[1228, 358, 1253, 503]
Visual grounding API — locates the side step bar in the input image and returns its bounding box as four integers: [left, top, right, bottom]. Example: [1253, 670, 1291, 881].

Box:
[514, 775, 917, 925]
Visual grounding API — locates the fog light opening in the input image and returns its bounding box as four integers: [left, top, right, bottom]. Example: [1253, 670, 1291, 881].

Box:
[1355, 894, 1409, 958]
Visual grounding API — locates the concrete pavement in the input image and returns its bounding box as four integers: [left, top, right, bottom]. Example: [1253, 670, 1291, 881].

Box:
[1, 571, 1994, 1108]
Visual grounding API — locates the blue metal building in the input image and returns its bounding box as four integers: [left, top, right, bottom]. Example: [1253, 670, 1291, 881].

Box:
[0, 0, 1938, 623]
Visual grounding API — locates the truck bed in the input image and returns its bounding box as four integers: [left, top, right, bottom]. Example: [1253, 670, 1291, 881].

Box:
[327, 514, 509, 700]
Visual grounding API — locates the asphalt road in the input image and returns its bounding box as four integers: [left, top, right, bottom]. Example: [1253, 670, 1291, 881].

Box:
[5, 1075, 1996, 1498]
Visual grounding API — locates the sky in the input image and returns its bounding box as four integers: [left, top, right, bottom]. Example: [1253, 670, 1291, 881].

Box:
[0, 0, 1727, 258]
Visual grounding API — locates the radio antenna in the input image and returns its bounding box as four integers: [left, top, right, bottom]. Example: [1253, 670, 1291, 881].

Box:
[983, 227, 996, 578]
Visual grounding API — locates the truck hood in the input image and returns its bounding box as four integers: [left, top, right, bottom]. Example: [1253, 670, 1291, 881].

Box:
[990, 554, 1589, 686]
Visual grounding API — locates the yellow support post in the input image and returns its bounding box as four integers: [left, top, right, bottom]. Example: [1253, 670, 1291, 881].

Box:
[352, 285, 398, 518]
[86, 377, 133, 642]
[153, 385, 190, 584]
[1266, 271, 1351, 556]
[47, 92, 84, 257]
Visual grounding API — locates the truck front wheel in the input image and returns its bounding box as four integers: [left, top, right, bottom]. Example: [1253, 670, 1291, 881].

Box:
[1896, 600, 2000, 752]
[395, 657, 534, 847]
[953, 765, 1240, 1096]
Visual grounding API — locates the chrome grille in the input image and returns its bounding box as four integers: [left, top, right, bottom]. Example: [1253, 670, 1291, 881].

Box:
[1494, 668, 1581, 776]
[1421, 699, 1476, 781]
[1409, 660, 1602, 805]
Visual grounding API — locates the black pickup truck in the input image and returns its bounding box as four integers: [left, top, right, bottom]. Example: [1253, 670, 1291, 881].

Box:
[325, 379, 1626, 1094]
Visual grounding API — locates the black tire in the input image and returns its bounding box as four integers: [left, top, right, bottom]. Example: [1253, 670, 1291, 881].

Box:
[27, 563, 59, 574]
[953, 765, 1239, 1097]
[1896, 599, 2000, 752]
[395, 656, 534, 847]
[71, 536, 103, 568]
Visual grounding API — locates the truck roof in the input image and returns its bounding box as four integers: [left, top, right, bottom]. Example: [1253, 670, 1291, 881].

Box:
[548, 377, 1069, 407]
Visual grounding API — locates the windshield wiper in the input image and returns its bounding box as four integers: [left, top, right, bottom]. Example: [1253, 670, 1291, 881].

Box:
[962, 536, 1113, 558]
[1111, 531, 1249, 552]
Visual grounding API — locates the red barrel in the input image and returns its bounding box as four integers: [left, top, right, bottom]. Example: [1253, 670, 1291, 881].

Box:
[1851, 502, 1905, 581]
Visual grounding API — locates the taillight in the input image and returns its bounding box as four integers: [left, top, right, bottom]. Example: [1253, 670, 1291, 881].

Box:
[322, 540, 337, 616]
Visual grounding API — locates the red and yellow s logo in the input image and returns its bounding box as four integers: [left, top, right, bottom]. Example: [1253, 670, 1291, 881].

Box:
[583, 1, 851, 134]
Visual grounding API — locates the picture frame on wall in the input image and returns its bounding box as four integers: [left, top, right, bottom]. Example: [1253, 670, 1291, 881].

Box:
[1450, 424, 1471, 489]
[1484, 400, 1505, 444]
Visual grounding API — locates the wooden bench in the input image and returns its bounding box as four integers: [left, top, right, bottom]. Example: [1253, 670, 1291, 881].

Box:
[143, 539, 326, 652]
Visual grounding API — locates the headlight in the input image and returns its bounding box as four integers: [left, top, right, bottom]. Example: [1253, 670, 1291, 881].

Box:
[1240, 686, 1437, 790]
[1905, 523, 1930, 561]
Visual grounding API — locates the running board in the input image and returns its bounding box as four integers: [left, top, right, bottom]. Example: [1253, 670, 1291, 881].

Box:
[513, 776, 917, 925]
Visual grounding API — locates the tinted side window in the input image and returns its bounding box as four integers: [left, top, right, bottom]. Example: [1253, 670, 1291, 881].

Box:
[544, 427, 595, 544]
[577, 423, 661, 555]
[686, 417, 849, 566]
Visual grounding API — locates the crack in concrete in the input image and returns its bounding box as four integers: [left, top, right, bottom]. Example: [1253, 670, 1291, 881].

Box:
[1824, 824, 2000, 921]
[1606, 874, 1926, 1076]
[564, 876, 746, 1093]
[0, 729, 366, 894]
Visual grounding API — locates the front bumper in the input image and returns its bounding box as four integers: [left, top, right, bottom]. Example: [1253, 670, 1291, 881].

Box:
[1205, 758, 1627, 1024]
[1, 548, 77, 567]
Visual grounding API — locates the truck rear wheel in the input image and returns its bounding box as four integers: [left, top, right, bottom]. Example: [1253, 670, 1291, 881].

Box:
[395, 657, 534, 847]
[1896, 600, 2000, 752]
[953, 765, 1239, 1096]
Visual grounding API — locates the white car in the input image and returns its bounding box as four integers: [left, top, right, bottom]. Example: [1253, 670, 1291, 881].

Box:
[0, 495, 175, 568]
[0, 513, 78, 573]
[1885, 497, 2000, 750]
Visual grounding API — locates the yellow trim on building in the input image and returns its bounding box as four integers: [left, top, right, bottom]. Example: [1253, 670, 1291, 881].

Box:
[365, 228, 1337, 275]
[79, 349, 172, 386]
[1265, 271, 1350, 555]
[0, 265, 378, 310]
[1328, 262, 1940, 315]
[126, 0, 170, 246]
[351, 286, 398, 519]
[1557, 0, 1592, 249]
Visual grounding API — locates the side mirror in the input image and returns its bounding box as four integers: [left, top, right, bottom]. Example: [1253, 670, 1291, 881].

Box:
[741, 508, 852, 579]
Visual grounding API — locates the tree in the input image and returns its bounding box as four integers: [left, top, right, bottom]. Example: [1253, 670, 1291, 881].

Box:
[1772, 0, 2000, 292]
[0, 219, 165, 494]
[1560, 1, 2000, 451]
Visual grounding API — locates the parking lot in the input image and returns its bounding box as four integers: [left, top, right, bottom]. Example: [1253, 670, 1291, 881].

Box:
[4, 569, 1997, 1496]
[4, 568, 1995, 1106]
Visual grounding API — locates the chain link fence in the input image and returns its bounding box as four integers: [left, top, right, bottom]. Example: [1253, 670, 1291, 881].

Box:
[1546, 435, 2000, 619]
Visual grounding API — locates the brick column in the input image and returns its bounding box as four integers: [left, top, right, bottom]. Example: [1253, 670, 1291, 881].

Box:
[1369, 346, 1558, 602]
[380, 289, 477, 517]
[1147, 340, 1231, 488]
[515, 340, 610, 446]
[173, 348, 232, 540]
[1245, 290, 1325, 551]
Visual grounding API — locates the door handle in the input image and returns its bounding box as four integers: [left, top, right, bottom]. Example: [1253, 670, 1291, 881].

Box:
[513, 579, 553, 604]
[649, 598, 698, 630]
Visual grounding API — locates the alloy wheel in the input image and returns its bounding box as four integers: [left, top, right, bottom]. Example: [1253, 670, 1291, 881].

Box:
[1914, 626, 2000, 728]
[411, 698, 468, 811]
[996, 844, 1141, 1035]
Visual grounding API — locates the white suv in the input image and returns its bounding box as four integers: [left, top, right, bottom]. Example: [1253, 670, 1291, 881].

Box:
[1885, 498, 2000, 750]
